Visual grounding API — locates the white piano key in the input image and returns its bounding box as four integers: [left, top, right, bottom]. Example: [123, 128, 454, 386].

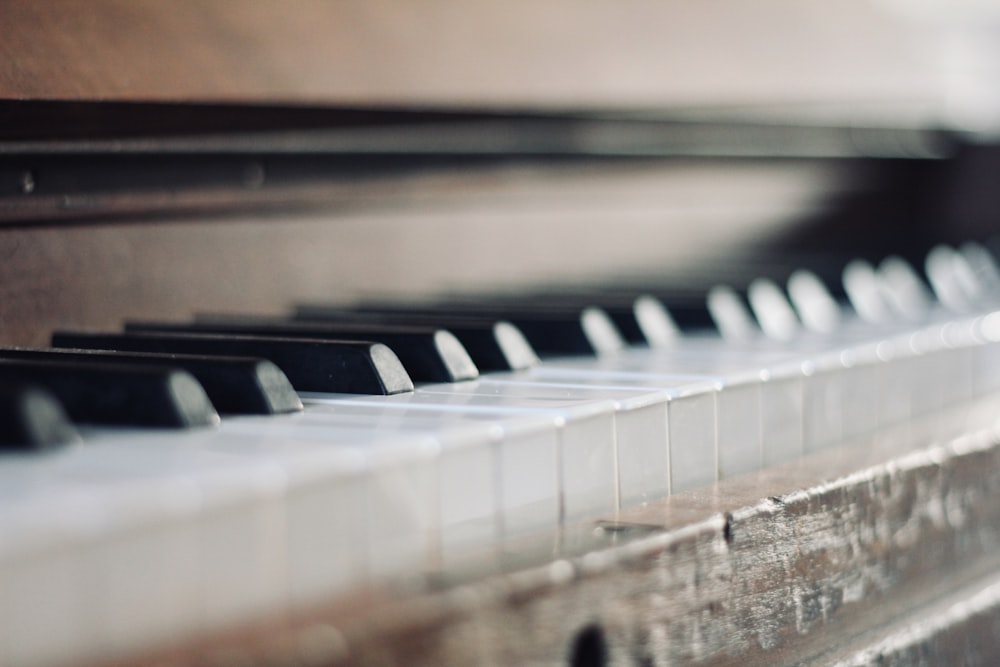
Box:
[939, 319, 977, 407]
[759, 361, 806, 466]
[67, 435, 290, 648]
[0, 439, 290, 666]
[799, 343, 881, 450]
[873, 336, 913, 427]
[669, 331, 890, 451]
[221, 416, 441, 579]
[412, 385, 618, 523]
[315, 405, 559, 545]
[324, 389, 617, 524]
[547, 347, 793, 470]
[6, 276, 1000, 667]
[972, 312, 1000, 396]
[85, 478, 204, 660]
[70, 429, 374, 619]
[909, 325, 956, 413]
[471, 373, 671, 505]
[651, 346, 800, 468]
[838, 343, 883, 441]
[361, 437, 439, 578]
[801, 352, 843, 452]
[182, 430, 370, 610]
[714, 371, 763, 477]
[0, 471, 111, 667]
[266, 401, 558, 555]
[665, 381, 719, 492]
[278, 408, 501, 563]
[520, 367, 720, 493]
[491, 417, 561, 540]
[423, 378, 674, 506]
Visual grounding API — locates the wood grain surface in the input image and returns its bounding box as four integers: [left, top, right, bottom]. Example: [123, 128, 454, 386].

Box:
[0, 158, 857, 347]
[0, 1, 944, 118]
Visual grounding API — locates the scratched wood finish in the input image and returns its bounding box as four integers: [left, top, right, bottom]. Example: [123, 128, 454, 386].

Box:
[105, 398, 1000, 667]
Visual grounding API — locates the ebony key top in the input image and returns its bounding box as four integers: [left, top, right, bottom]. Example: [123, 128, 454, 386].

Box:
[345, 302, 625, 357]
[0, 380, 80, 451]
[0, 348, 302, 415]
[0, 359, 219, 429]
[52, 331, 414, 395]
[431, 290, 679, 346]
[291, 307, 539, 371]
[125, 320, 479, 383]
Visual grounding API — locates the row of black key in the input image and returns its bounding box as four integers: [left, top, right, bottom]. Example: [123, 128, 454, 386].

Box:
[0, 289, 695, 451]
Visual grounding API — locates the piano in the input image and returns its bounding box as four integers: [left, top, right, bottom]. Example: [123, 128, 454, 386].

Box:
[3, 2, 1000, 665]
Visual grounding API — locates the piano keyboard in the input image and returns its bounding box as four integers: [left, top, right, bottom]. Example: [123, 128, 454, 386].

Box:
[2, 245, 999, 667]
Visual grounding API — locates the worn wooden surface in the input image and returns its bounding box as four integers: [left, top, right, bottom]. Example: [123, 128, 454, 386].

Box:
[103, 396, 1000, 667]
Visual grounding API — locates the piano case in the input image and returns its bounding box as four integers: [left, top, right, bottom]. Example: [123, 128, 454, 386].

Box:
[2, 2, 1000, 665]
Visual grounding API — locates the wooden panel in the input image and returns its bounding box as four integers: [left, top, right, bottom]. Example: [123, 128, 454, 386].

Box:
[0, 158, 852, 346]
[0, 1, 943, 116]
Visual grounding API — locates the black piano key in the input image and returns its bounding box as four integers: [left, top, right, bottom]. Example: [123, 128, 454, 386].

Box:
[51, 331, 414, 395]
[0, 360, 219, 429]
[606, 287, 746, 334]
[512, 284, 727, 334]
[292, 306, 539, 371]
[0, 381, 80, 452]
[440, 320, 539, 371]
[656, 298, 719, 332]
[344, 302, 625, 357]
[0, 348, 302, 415]
[432, 290, 679, 346]
[596, 291, 713, 337]
[600, 298, 673, 346]
[125, 320, 479, 383]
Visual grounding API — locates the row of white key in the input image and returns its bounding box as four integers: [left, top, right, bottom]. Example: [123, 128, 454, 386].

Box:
[4, 307, 1000, 666]
[5, 246, 1000, 666]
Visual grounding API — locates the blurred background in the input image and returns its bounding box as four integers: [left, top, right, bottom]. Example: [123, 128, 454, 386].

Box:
[5, 0, 1000, 130]
[3, 1, 1000, 337]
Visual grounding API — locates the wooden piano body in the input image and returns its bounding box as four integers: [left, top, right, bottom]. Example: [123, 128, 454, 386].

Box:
[2, 2, 1000, 665]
